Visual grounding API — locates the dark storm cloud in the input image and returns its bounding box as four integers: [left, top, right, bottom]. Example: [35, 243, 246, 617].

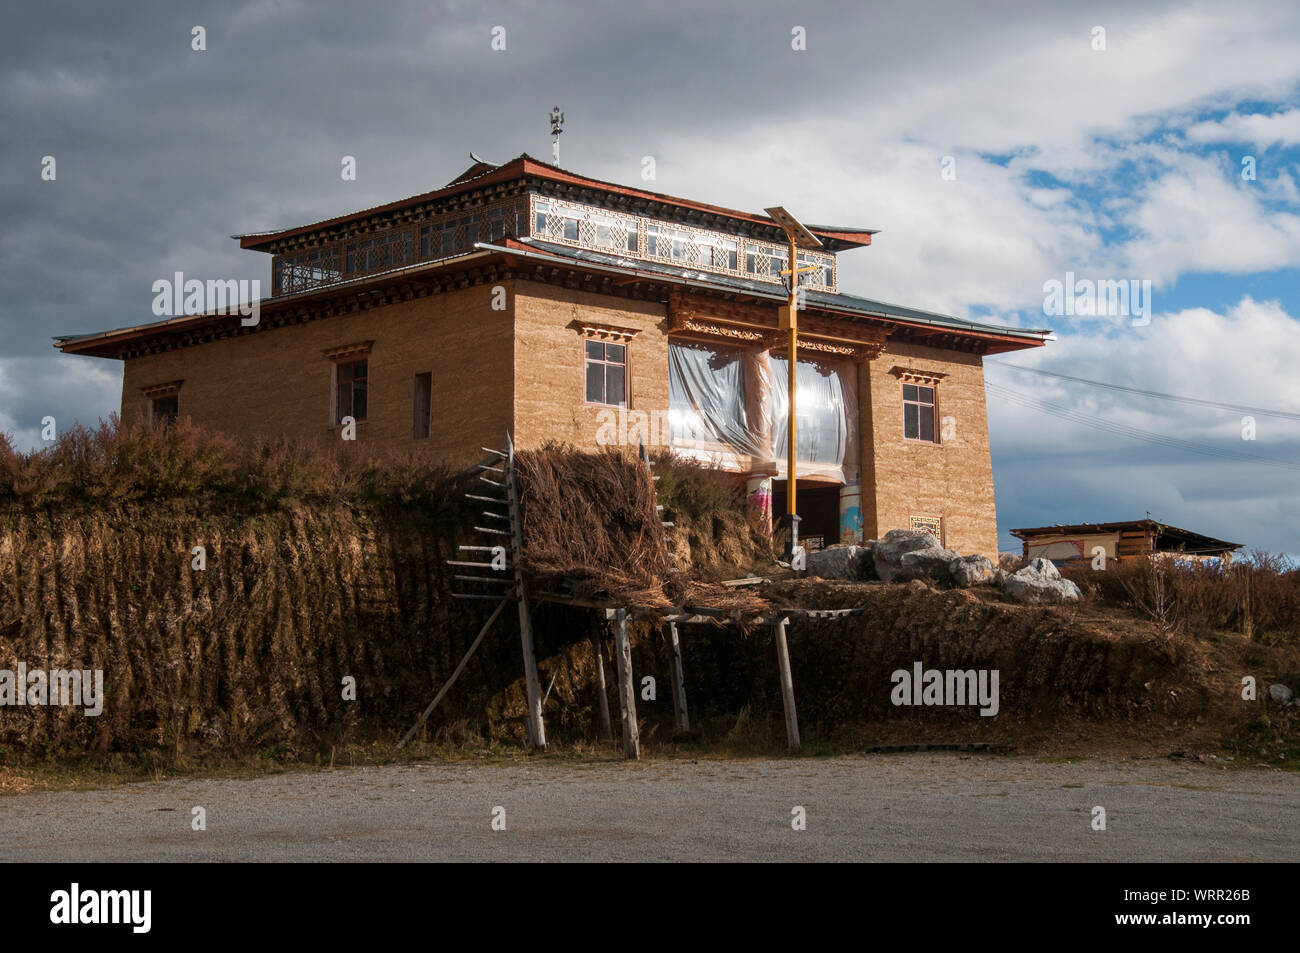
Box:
[0, 0, 1168, 352]
[2, 0, 1296, 556]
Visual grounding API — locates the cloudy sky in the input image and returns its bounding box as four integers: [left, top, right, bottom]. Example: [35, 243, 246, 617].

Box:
[4, 0, 1299, 555]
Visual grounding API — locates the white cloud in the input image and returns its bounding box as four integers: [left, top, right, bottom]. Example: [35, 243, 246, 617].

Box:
[1186, 108, 1300, 148]
[0, 357, 121, 453]
[988, 296, 1300, 553]
[1122, 151, 1300, 284]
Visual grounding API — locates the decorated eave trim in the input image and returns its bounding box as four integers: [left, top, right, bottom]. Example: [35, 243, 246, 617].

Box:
[323, 340, 374, 362]
[891, 366, 949, 386]
[666, 288, 888, 361]
[577, 321, 640, 343]
[238, 153, 877, 254]
[140, 380, 184, 399]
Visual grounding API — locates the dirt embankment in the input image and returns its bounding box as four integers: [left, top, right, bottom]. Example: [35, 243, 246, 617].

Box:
[0, 502, 524, 759]
[483, 578, 1297, 758]
[0, 498, 1294, 764]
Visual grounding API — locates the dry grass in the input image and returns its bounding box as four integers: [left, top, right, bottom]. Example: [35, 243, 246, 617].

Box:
[515, 442, 771, 616]
[1061, 553, 1300, 642]
[515, 444, 671, 605]
[0, 422, 779, 765]
[0, 415, 473, 517]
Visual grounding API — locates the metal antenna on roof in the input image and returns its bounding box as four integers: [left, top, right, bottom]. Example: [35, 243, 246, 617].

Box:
[549, 106, 564, 163]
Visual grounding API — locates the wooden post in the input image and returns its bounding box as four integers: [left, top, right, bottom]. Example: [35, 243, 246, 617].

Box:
[612, 608, 640, 759]
[506, 432, 546, 750]
[668, 621, 689, 733]
[590, 616, 613, 742]
[773, 616, 800, 753]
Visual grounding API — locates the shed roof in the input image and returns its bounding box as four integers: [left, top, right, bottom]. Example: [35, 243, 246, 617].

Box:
[1010, 519, 1242, 555]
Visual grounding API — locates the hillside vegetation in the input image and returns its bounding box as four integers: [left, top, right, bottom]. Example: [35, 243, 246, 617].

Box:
[0, 419, 1296, 782]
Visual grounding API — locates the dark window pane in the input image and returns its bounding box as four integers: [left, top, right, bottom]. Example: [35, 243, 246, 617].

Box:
[585, 340, 603, 360]
[353, 382, 367, 421]
[919, 407, 934, 442]
[563, 218, 579, 241]
[153, 395, 178, 428]
[904, 403, 919, 439]
[585, 362, 605, 402]
[413, 373, 432, 439]
[903, 384, 917, 402]
[627, 228, 638, 251]
[606, 365, 626, 406]
[337, 381, 350, 422]
[918, 386, 934, 404]
[604, 343, 625, 364]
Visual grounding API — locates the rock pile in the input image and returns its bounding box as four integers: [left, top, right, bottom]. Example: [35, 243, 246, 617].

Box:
[800, 531, 1080, 603]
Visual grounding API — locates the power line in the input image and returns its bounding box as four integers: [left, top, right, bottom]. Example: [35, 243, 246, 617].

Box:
[986, 361, 1300, 421]
[985, 380, 1300, 471]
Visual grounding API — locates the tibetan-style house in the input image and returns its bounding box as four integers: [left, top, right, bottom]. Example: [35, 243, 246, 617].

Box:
[55, 153, 1053, 557]
[1011, 519, 1242, 565]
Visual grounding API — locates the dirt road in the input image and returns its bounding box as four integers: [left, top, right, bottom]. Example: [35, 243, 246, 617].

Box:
[2, 754, 1294, 862]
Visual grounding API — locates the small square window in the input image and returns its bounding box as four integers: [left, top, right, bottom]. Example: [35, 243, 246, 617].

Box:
[151, 395, 178, 428]
[902, 382, 937, 442]
[584, 339, 627, 406]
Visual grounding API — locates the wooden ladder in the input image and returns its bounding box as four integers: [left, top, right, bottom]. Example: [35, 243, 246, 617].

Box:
[399, 433, 546, 750]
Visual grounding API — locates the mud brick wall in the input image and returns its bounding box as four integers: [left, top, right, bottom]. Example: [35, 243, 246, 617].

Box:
[860, 343, 999, 560]
[120, 284, 511, 468]
[117, 282, 1002, 557]
[511, 281, 669, 452]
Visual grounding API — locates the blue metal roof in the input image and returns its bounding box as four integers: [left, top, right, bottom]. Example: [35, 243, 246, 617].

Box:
[512, 238, 1053, 343]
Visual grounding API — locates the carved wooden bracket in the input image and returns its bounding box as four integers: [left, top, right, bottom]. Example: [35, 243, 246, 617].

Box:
[323, 341, 374, 362]
[140, 380, 184, 399]
[891, 365, 948, 386]
[576, 320, 641, 343]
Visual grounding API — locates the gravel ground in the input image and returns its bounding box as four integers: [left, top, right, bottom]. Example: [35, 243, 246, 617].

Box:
[2, 754, 1295, 862]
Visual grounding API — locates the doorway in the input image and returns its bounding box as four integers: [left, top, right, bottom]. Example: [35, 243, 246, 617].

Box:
[771, 481, 840, 551]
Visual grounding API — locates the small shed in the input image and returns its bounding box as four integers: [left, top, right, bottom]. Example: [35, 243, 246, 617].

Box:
[1010, 519, 1242, 566]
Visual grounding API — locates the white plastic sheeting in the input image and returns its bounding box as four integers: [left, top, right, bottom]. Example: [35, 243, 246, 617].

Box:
[668, 339, 858, 483]
[769, 354, 858, 482]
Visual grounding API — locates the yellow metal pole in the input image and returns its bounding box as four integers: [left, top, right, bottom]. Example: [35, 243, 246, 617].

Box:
[786, 235, 799, 521]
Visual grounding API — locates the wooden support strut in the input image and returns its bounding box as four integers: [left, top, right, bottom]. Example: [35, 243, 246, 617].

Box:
[506, 432, 546, 750]
[590, 615, 613, 742]
[398, 597, 509, 749]
[611, 607, 640, 759]
[668, 621, 689, 733]
[773, 615, 800, 753]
